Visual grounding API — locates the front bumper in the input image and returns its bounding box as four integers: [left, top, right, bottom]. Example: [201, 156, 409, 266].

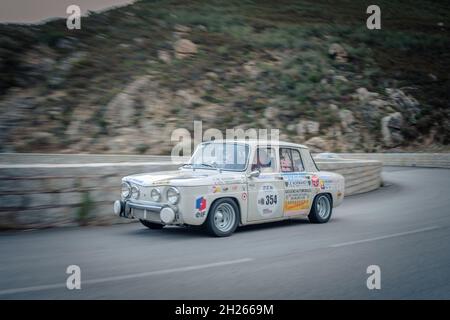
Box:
[113, 200, 176, 224]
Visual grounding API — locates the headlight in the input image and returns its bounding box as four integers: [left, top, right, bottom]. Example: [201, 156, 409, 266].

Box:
[151, 188, 161, 202]
[131, 186, 140, 200]
[166, 187, 180, 205]
[121, 182, 131, 199]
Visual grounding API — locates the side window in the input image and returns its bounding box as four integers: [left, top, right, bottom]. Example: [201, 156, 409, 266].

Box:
[280, 148, 294, 172]
[252, 148, 276, 173]
[300, 149, 319, 172]
[280, 148, 305, 172]
[291, 149, 305, 172]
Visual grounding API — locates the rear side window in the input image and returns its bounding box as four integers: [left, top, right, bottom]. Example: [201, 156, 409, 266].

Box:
[279, 148, 304, 172]
[300, 149, 319, 171]
[291, 149, 304, 172]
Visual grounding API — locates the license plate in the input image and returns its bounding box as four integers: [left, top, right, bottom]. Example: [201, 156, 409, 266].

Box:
[133, 208, 159, 222]
[132, 208, 146, 219]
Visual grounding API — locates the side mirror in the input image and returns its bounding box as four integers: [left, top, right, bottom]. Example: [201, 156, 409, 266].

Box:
[247, 169, 260, 179]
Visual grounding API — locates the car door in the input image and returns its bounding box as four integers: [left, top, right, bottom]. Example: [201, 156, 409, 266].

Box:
[280, 147, 314, 216]
[246, 146, 285, 222]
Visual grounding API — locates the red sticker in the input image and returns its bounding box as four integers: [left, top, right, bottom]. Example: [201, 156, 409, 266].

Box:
[311, 175, 319, 187]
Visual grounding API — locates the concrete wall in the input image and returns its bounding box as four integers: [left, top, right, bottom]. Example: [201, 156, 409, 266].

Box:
[316, 160, 383, 196]
[338, 153, 450, 169]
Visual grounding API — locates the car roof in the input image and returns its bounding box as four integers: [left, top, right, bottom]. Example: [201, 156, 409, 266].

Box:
[200, 139, 309, 149]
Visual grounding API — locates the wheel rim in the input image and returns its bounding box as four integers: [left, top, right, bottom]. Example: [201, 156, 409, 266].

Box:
[213, 203, 236, 233]
[316, 195, 331, 219]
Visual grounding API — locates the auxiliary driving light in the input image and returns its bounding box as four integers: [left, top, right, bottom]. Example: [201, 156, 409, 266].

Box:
[160, 207, 175, 224]
[113, 200, 123, 215]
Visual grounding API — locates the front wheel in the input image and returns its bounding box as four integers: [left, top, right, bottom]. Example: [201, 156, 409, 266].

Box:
[308, 194, 333, 223]
[140, 219, 164, 229]
[205, 198, 239, 237]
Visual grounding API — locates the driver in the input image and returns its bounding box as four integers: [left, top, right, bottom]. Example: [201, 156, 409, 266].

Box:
[252, 148, 273, 172]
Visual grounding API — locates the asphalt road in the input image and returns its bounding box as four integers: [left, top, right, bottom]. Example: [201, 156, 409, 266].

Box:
[0, 167, 449, 299]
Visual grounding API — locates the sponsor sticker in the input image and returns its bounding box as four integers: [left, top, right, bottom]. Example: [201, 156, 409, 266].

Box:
[195, 196, 207, 218]
[256, 183, 280, 217]
[283, 172, 311, 188]
[211, 184, 241, 193]
[281, 173, 312, 215]
[283, 191, 310, 215]
[319, 178, 334, 190]
[311, 175, 319, 188]
[320, 179, 325, 190]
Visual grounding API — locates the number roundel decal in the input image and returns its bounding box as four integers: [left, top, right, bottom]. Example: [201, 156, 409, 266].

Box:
[256, 183, 280, 217]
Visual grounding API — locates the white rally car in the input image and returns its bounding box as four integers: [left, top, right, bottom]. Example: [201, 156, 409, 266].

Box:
[114, 140, 345, 237]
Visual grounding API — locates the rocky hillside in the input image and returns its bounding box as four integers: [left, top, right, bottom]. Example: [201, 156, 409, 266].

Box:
[0, 0, 449, 154]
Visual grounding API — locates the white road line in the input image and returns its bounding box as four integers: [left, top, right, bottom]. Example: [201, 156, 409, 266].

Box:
[0, 258, 253, 296]
[329, 226, 440, 248]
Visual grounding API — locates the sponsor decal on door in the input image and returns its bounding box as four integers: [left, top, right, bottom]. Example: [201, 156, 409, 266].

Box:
[282, 173, 311, 216]
[256, 183, 280, 217]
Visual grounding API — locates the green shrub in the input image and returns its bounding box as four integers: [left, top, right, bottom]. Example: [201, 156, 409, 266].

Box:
[77, 192, 93, 226]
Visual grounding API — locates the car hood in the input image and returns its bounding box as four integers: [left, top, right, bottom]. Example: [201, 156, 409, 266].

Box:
[123, 169, 246, 187]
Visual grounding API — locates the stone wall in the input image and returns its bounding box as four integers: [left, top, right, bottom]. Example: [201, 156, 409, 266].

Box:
[0, 163, 178, 229]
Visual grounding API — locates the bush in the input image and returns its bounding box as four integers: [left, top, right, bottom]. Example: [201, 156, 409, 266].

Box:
[77, 192, 93, 226]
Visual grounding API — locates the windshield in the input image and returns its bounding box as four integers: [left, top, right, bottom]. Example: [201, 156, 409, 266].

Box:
[187, 142, 250, 171]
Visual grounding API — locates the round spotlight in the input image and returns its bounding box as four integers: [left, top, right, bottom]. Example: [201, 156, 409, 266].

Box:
[160, 207, 175, 224]
[113, 200, 123, 215]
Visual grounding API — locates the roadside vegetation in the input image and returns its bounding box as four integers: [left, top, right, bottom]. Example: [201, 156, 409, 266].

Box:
[0, 0, 448, 153]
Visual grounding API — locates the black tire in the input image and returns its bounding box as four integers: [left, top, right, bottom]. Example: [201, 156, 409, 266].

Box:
[308, 194, 333, 224]
[205, 198, 239, 237]
[139, 219, 164, 229]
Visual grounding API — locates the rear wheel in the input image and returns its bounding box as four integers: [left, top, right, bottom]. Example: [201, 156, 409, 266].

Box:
[140, 219, 164, 229]
[308, 194, 332, 223]
[205, 198, 239, 237]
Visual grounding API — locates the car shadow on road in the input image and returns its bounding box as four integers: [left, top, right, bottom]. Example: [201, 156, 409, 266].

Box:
[236, 218, 311, 234]
[125, 224, 211, 238]
[124, 218, 314, 238]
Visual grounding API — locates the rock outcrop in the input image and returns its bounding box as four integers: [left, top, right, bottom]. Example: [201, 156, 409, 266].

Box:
[174, 39, 198, 59]
[381, 112, 404, 147]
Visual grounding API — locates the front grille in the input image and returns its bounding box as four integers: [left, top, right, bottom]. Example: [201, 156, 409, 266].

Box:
[132, 208, 161, 223]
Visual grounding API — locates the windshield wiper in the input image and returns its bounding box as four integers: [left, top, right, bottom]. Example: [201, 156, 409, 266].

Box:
[182, 163, 216, 169]
[198, 163, 215, 168]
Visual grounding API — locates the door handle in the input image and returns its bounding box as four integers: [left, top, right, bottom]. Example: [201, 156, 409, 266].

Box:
[276, 176, 284, 180]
